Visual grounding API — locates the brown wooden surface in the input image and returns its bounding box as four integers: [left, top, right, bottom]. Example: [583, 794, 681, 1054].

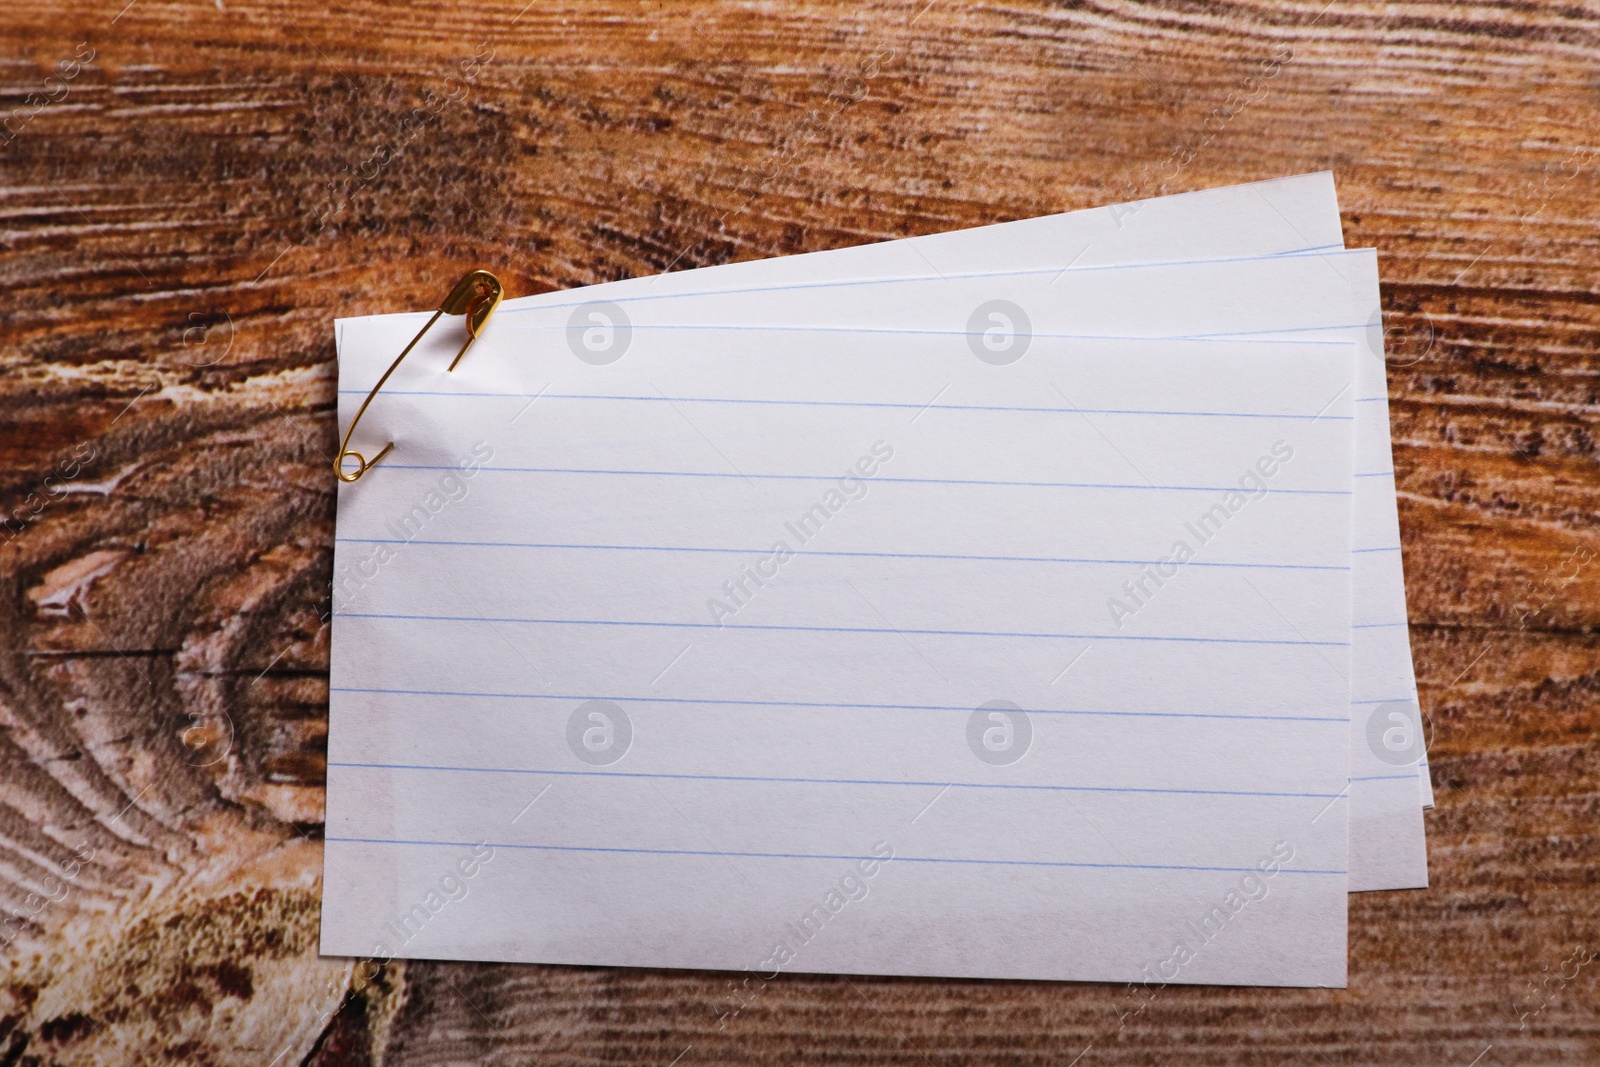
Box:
[2, 1, 1598, 1064]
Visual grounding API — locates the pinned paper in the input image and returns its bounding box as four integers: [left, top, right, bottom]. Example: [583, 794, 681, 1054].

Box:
[324, 311, 1355, 986]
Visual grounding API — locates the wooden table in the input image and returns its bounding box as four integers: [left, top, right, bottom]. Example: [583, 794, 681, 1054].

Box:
[2, 1, 1596, 1063]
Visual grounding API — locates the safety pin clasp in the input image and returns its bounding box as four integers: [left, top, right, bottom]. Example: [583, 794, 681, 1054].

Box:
[334, 269, 505, 484]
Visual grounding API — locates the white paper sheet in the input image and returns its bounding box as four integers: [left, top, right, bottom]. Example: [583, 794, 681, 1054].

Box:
[493, 170, 1430, 823]
[323, 321, 1354, 986]
[471, 247, 1426, 892]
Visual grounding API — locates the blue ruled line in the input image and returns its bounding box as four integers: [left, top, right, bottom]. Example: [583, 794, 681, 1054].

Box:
[1188, 321, 1368, 340]
[324, 836, 1346, 875]
[333, 538, 1350, 573]
[328, 687, 1348, 723]
[378, 465, 1352, 496]
[330, 390, 1353, 423]
[329, 761, 1344, 798]
[335, 613, 1349, 647]
[497, 322, 1359, 347]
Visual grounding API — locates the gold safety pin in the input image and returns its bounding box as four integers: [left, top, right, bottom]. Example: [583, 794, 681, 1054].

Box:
[334, 269, 505, 483]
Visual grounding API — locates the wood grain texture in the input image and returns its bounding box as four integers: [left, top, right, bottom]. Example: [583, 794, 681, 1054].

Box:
[2, 0, 1597, 1063]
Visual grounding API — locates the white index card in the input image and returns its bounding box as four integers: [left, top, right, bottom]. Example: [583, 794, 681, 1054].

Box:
[322, 317, 1356, 988]
[494, 170, 1431, 827]
[485, 245, 1429, 892]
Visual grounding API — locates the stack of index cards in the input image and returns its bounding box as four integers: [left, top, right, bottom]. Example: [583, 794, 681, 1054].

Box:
[322, 173, 1426, 988]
